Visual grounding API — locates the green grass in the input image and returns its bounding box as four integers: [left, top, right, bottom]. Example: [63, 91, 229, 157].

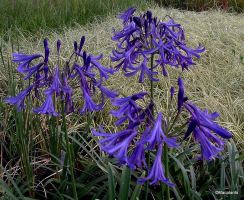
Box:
[0, 0, 151, 39]
[156, 0, 244, 12]
[1, 0, 244, 40]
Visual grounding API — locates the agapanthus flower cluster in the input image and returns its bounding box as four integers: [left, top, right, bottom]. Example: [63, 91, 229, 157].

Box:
[6, 37, 119, 116]
[110, 6, 205, 82]
[92, 77, 232, 186]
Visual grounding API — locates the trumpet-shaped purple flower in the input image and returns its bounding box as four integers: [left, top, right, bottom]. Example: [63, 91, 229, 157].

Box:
[110, 92, 147, 119]
[92, 126, 138, 166]
[92, 126, 132, 151]
[33, 89, 59, 116]
[118, 6, 136, 25]
[6, 84, 35, 111]
[91, 60, 116, 86]
[8, 37, 117, 118]
[137, 144, 175, 186]
[33, 67, 73, 116]
[127, 126, 151, 170]
[98, 84, 119, 105]
[13, 41, 50, 82]
[184, 102, 232, 139]
[143, 112, 179, 150]
[110, 45, 137, 71]
[107, 130, 138, 164]
[174, 77, 231, 161]
[51, 67, 72, 93]
[13, 52, 43, 73]
[192, 126, 225, 161]
[78, 86, 103, 116]
[124, 57, 159, 83]
[23, 62, 45, 80]
[178, 43, 205, 59]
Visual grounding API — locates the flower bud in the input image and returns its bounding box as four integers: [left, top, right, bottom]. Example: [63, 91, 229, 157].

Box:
[74, 41, 78, 52]
[79, 36, 85, 53]
[57, 40, 61, 53]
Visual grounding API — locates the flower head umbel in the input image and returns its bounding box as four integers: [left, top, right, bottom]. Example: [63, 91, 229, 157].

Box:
[7, 37, 118, 116]
[110, 7, 205, 83]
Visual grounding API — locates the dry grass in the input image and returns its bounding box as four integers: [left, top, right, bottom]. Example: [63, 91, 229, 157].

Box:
[1, 6, 244, 149]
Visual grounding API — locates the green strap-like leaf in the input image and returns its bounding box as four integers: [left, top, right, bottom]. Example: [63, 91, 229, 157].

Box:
[131, 172, 145, 200]
[108, 163, 116, 200]
[168, 153, 191, 198]
[118, 165, 131, 200]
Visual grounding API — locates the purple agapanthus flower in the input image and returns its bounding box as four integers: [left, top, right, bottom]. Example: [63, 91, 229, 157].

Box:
[33, 67, 71, 116]
[119, 6, 136, 25]
[50, 67, 72, 94]
[137, 144, 175, 186]
[98, 84, 119, 105]
[124, 57, 159, 83]
[143, 112, 179, 150]
[127, 126, 151, 170]
[91, 88, 180, 186]
[13, 41, 50, 81]
[192, 126, 225, 161]
[33, 88, 59, 116]
[110, 92, 147, 119]
[78, 86, 103, 116]
[91, 60, 117, 86]
[92, 126, 133, 152]
[106, 130, 138, 164]
[13, 52, 43, 73]
[6, 84, 35, 111]
[184, 102, 232, 140]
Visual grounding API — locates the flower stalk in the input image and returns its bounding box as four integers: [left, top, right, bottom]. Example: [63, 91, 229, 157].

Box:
[62, 109, 78, 200]
[145, 49, 155, 200]
[163, 143, 170, 200]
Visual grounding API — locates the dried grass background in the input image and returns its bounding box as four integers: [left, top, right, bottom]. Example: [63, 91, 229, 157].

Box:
[1, 6, 244, 149]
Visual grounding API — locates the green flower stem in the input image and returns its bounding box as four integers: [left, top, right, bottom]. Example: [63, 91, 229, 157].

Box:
[163, 143, 170, 200]
[145, 151, 150, 200]
[167, 109, 181, 133]
[145, 53, 155, 200]
[150, 54, 155, 117]
[62, 102, 78, 200]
